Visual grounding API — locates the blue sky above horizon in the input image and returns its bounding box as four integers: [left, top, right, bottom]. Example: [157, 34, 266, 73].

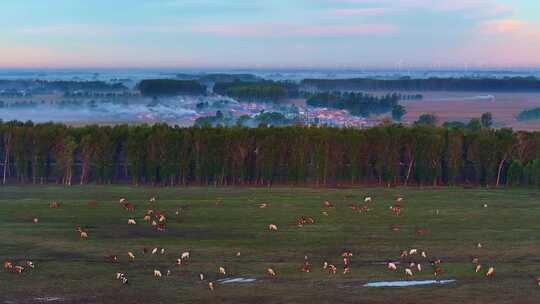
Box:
[1, 0, 539, 69]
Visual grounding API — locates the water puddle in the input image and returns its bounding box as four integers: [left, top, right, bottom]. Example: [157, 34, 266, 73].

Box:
[364, 279, 456, 287]
[34, 297, 65, 302]
[217, 277, 257, 284]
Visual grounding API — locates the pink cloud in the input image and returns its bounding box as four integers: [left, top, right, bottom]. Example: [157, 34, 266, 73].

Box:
[457, 19, 540, 67]
[296, 24, 398, 35]
[331, 8, 388, 16]
[481, 19, 528, 34]
[188, 24, 398, 37]
[324, 0, 514, 16]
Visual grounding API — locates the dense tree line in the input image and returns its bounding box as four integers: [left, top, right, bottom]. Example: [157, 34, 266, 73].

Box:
[301, 77, 540, 92]
[1, 120, 540, 187]
[176, 73, 259, 83]
[138, 79, 207, 97]
[306, 92, 399, 117]
[213, 81, 298, 101]
[0, 80, 127, 93]
[517, 107, 540, 121]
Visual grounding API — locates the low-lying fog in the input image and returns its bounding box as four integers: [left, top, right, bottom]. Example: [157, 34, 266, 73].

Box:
[0, 95, 296, 126]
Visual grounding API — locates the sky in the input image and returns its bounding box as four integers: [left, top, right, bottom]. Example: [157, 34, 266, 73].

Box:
[1, 0, 539, 69]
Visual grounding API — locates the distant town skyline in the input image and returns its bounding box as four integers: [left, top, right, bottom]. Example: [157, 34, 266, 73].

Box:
[1, 0, 539, 69]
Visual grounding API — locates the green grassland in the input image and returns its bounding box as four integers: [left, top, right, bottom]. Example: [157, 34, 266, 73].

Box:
[1, 186, 540, 303]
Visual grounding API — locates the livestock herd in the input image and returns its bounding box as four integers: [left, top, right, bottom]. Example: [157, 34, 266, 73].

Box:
[4, 195, 540, 292]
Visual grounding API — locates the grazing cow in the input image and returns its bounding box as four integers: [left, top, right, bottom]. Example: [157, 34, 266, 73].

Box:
[268, 224, 278, 232]
[391, 206, 402, 216]
[160, 248, 165, 255]
[120, 276, 128, 285]
[405, 268, 414, 277]
[236, 251, 241, 257]
[343, 266, 350, 274]
[267, 268, 276, 276]
[80, 231, 88, 239]
[327, 264, 337, 274]
[323, 261, 328, 269]
[127, 252, 135, 261]
[301, 261, 310, 273]
[421, 251, 427, 258]
[154, 269, 162, 278]
[4, 261, 13, 269]
[26, 261, 35, 269]
[409, 249, 418, 255]
[364, 197, 372, 204]
[475, 264, 482, 273]
[13, 266, 24, 274]
[486, 267, 495, 278]
[157, 223, 166, 232]
[143, 215, 151, 222]
[181, 252, 190, 260]
[208, 282, 214, 291]
[128, 219, 137, 225]
[323, 201, 334, 208]
[433, 266, 442, 276]
[110, 255, 119, 263]
[360, 204, 370, 212]
[215, 199, 223, 207]
[259, 203, 268, 209]
[218, 267, 226, 276]
[199, 273, 205, 281]
[416, 263, 422, 272]
[400, 250, 409, 258]
[388, 262, 397, 271]
[151, 248, 158, 255]
[176, 259, 183, 267]
[296, 217, 306, 228]
[120, 199, 134, 211]
[149, 197, 156, 203]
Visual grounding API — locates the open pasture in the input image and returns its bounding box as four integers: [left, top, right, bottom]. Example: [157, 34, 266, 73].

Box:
[1, 186, 540, 303]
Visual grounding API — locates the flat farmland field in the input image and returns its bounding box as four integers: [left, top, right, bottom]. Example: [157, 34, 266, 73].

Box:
[1, 186, 540, 303]
[401, 91, 540, 130]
